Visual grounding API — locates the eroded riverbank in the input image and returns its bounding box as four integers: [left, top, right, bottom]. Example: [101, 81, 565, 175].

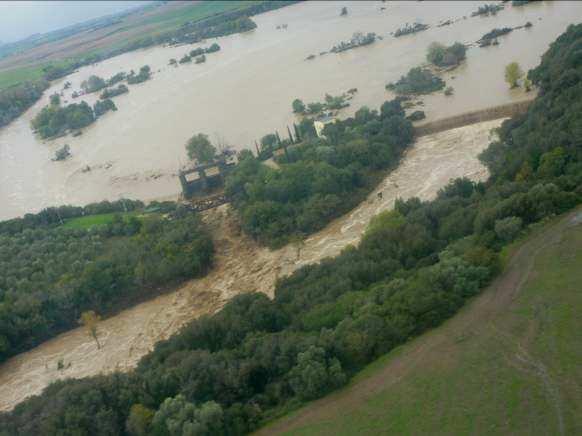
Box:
[0, 118, 501, 412]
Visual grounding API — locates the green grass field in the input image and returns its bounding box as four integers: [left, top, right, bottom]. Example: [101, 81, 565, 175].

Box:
[264, 211, 582, 435]
[62, 212, 135, 229]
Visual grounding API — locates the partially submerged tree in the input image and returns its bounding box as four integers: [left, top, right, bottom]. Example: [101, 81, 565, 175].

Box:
[79, 310, 101, 349]
[80, 75, 106, 94]
[505, 62, 523, 88]
[53, 144, 71, 161]
[292, 98, 306, 114]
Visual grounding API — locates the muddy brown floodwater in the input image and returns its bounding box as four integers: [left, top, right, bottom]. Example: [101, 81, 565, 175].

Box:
[2, 1, 582, 220]
[0, 118, 501, 412]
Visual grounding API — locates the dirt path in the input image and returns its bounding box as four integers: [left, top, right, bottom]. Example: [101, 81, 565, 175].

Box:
[257, 209, 582, 436]
[0, 119, 501, 412]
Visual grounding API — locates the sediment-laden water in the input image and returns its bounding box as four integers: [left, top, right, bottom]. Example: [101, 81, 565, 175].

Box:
[1, 0, 580, 220]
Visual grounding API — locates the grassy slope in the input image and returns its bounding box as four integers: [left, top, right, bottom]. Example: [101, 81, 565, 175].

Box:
[261, 209, 582, 435]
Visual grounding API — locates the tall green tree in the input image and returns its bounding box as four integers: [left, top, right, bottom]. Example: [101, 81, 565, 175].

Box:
[186, 133, 216, 163]
[504, 62, 523, 88]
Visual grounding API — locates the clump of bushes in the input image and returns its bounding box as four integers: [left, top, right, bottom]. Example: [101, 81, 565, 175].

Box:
[407, 110, 426, 121]
[31, 101, 95, 138]
[386, 67, 446, 95]
[93, 99, 117, 118]
[426, 42, 467, 67]
[99, 84, 128, 99]
[127, 65, 151, 84]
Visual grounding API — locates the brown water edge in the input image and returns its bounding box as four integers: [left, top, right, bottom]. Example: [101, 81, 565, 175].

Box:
[414, 99, 533, 137]
[1, 0, 581, 221]
[0, 118, 501, 413]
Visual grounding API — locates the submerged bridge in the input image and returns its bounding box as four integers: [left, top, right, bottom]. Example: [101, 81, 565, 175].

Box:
[413, 99, 534, 137]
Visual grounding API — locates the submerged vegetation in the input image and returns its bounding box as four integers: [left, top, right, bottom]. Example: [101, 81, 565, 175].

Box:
[80, 75, 107, 94]
[100, 84, 129, 99]
[478, 26, 513, 46]
[175, 43, 221, 65]
[330, 32, 377, 53]
[93, 98, 117, 118]
[471, 3, 504, 17]
[127, 65, 152, 85]
[52, 144, 71, 161]
[394, 22, 429, 38]
[386, 67, 446, 95]
[0, 21, 582, 436]
[31, 89, 119, 139]
[504, 61, 524, 88]
[31, 100, 95, 138]
[291, 90, 356, 117]
[426, 42, 467, 68]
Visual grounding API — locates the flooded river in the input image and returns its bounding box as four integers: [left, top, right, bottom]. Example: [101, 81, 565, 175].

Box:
[0, 119, 501, 412]
[1, 0, 581, 220]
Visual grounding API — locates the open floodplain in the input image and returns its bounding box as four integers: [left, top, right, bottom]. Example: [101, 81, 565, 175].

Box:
[1, 0, 581, 220]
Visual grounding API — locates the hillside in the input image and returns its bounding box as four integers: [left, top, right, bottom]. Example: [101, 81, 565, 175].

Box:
[259, 207, 582, 435]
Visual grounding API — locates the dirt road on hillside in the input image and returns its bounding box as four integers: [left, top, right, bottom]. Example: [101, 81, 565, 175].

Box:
[257, 209, 582, 436]
[0, 119, 501, 412]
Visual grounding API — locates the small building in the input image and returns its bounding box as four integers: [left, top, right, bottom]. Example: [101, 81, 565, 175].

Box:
[313, 115, 337, 138]
[178, 155, 236, 199]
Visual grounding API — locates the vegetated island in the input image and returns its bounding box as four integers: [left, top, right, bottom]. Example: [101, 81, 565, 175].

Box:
[291, 89, 358, 118]
[426, 41, 467, 68]
[173, 42, 220, 66]
[31, 96, 117, 139]
[100, 84, 128, 99]
[71, 65, 150, 100]
[471, 3, 504, 17]
[330, 32, 377, 54]
[477, 22, 533, 47]
[386, 67, 446, 95]
[394, 22, 429, 37]
[1, 23, 582, 435]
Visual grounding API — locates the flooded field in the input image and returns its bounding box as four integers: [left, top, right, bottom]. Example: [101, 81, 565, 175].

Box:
[0, 118, 501, 412]
[1, 1, 581, 220]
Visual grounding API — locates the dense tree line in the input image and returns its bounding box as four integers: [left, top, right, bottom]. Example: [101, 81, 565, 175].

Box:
[1, 24, 582, 436]
[0, 199, 142, 236]
[100, 84, 129, 99]
[0, 80, 49, 128]
[226, 99, 413, 246]
[0, 201, 214, 362]
[31, 100, 95, 138]
[127, 66, 152, 85]
[93, 98, 117, 117]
